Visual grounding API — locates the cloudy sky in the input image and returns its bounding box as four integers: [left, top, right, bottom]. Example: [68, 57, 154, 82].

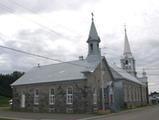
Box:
[0, 0, 159, 93]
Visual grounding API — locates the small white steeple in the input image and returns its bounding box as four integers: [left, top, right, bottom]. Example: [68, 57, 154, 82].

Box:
[86, 13, 101, 62]
[138, 68, 148, 86]
[120, 25, 136, 77]
[123, 25, 132, 57]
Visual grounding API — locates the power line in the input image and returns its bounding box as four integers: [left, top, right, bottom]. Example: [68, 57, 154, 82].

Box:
[10, 0, 79, 36]
[0, 2, 158, 76]
[0, 2, 158, 72]
[0, 2, 70, 40]
[1, 44, 159, 77]
[0, 45, 88, 68]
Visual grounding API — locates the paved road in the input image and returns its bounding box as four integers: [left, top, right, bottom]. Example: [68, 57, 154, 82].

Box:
[0, 105, 159, 120]
[81, 105, 159, 120]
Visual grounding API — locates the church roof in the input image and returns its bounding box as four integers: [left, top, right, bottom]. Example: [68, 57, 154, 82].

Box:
[12, 59, 99, 86]
[87, 14, 100, 42]
[123, 26, 132, 57]
[110, 64, 145, 85]
[12, 57, 145, 86]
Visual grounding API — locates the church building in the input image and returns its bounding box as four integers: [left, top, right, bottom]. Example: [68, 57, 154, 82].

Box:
[11, 15, 114, 113]
[11, 15, 148, 113]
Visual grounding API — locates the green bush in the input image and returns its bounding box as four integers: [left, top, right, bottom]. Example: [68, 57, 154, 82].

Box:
[0, 96, 9, 107]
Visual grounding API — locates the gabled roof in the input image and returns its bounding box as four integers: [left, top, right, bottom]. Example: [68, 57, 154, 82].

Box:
[110, 64, 144, 85]
[12, 59, 99, 86]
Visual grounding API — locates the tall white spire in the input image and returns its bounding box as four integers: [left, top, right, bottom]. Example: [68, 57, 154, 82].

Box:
[123, 25, 132, 57]
[120, 25, 136, 77]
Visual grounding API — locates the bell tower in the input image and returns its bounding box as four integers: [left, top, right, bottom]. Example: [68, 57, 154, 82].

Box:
[86, 13, 101, 62]
[120, 26, 137, 77]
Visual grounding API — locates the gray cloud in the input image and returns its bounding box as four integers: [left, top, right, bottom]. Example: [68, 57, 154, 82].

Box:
[0, 28, 85, 73]
[0, 0, 94, 14]
[0, 0, 159, 93]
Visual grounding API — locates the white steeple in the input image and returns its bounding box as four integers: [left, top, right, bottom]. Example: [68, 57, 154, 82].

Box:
[138, 68, 148, 86]
[120, 25, 136, 77]
[86, 13, 101, 62]
[123, 25, 132, 57]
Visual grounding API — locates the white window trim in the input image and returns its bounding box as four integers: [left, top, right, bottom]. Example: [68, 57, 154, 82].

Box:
[49, 88, 55, 105]
[34, 89, 39, 105]
[66, 87, 73, 105]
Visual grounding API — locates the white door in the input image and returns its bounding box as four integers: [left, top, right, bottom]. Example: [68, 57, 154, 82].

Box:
[21, 94, 25, 108]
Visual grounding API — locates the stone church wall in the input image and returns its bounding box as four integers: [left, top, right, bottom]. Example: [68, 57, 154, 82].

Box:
[87, 60, 114, 111]
[12, 79, 96, 113]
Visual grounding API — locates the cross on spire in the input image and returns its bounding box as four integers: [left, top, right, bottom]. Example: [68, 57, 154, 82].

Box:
[91, 12, 94, 21]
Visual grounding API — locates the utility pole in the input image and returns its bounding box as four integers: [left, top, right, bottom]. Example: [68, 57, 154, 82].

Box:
[101, 56, 105, 111]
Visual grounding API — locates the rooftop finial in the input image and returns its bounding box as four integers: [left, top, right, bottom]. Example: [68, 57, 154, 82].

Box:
[124, 24, 127, 33]
[91, 12, 94, 21]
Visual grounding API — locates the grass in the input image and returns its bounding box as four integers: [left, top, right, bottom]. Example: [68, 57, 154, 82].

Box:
[0, 96, 10, 107]
[0, 118, 13, 120]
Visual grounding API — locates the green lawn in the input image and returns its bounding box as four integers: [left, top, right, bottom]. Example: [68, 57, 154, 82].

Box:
[0, 118, 13, 120]
[0, 96, 9, 107]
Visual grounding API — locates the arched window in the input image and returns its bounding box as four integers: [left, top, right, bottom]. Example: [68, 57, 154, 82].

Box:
[125, 60, 128, 65]
[90, 43, 93, 51]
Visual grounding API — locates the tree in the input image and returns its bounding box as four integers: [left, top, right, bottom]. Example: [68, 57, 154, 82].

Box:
[0, 71, 24, 97]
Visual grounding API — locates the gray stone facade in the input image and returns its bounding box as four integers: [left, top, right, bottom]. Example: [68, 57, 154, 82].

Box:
[12, 79, 92, 113]
[12, 59, 114, 113]
[114, 80, 148, 111]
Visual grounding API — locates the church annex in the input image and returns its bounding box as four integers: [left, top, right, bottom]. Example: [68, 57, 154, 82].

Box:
[12, 15, 148, 113]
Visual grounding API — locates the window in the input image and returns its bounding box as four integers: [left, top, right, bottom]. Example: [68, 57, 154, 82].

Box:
[125, 60, 128, 65]
[66, 87, 73, 104]
[90, 43, 93, 51]
[128, 86, 132, 102]
[49, 88, 55, 105]
[93, 88, 97, 104]
[34, 89, 39, 105]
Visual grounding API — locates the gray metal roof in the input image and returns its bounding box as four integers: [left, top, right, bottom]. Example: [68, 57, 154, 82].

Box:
[12, 59, 99, 86]
[12, 57, 144, 86]
[110, 65, 144, 85]
[87, 19, 100, 42]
